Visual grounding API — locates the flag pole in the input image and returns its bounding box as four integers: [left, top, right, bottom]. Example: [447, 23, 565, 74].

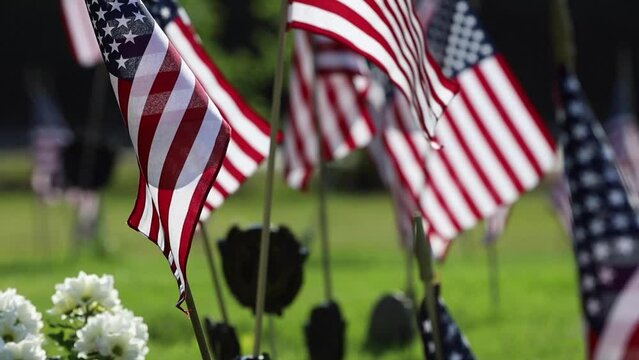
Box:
[253, 0, 290, 356]
[312, 79, 335, 302]
[485, 240, 500, 310]
[185, 284, 213, 360]
[199, 221, 230, 323]
[551, 0, 576, 70]
[413, 215, 444, 360]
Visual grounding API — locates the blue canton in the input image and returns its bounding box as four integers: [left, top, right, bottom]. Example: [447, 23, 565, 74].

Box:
[85, 0, 155, 79]
[144, 0, 179, 28]
[426, 0, 495, 78]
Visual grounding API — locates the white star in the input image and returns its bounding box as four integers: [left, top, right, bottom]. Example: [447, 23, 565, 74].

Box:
[572, 124, 588, 139]
[582, 275, 595, 291]
[577, 146, 595, 164]
[108, 39, 121, 53]
[616, 237, 635, 255]
[451, 352, 463, 360]
[109, 0, 123, 12]
[115, 56, 128, 69]
[593, 242, 610, 260]
[116, 15, 130, 28]
[161, 6, 172, 19]
[422, 320, 432, 333]
[91, 18, 98, 28]
[599, 267, 615, 285]
[427, 341, 436, 353]
[122, 31, 136, 44]
[608, 190, 625, 206]
[96, 8, 107, 20]
[580, 171, 599, 187]
[587, 299, 600, 315]
[127, 0, 137, 4]
[102, 49, 110, 61]
[104, 23, 115, 37]
[612, 214, 629, 230]
[133, 11, 146, 22]
[91, 0, 98, 4]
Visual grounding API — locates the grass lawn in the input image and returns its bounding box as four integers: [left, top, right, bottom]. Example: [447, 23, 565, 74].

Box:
[0, 152, 585, 359]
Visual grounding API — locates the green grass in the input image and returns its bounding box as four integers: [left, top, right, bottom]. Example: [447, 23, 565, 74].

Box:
[0, 152, 584, 359]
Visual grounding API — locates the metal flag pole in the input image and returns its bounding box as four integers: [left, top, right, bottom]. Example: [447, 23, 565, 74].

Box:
[199, 221, 230, 323]
[413, 215, 444, 360]
[551, 0, 576, 70]
[185, 284, 213, 360]
[252, 0, 290, 356]
[485, 240, 500, 310]
[313, 85, 335, 303]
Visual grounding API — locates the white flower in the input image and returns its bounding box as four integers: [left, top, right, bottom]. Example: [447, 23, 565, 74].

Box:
[0, 289, 43, 345]
[74, 309, 149, 360]
[49, 272, 121, 316]
[0, 335, 46, 360]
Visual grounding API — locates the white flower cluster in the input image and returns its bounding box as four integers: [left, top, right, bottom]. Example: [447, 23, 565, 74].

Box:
[74, 309, 149, 360]
[49, 271, 121, 316]
[0, 289, 46, 360]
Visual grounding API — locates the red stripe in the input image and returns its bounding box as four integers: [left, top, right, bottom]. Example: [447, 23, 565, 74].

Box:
[474, 65, 543, 177]
[223, 159, 248, 185]
[622, 324, 639, 360]
[458, 89, 525, 194]
[117, 79, 132, 125]
[127, 174, 148, 230]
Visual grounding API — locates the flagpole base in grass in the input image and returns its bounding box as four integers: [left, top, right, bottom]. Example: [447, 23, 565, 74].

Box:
[304, 301, 346, 360]
[365, 293, 415, 354]
[204, 317, 241, 360]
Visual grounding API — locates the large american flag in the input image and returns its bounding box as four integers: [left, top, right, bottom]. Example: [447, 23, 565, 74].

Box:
[144, 0, 272, 219]
[288, 0, 458, 141]
[417, 285, 476, 360]
[84, 0, 231, 309]
[558, 66, 639, 360]
[384, 0, 555, 254]
[60, 0, 102, 67]
[283, 31, 375, 189]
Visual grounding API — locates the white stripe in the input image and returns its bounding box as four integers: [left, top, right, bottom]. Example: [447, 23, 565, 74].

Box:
[61, 0, 101, 67]
[594, 269, 639, 360]
[385, 129, 425, 195]
[480, 58, 555, 172]
[448, 94, 518, 203]
[289, 72, 318, 163]
[420, 187, 456, 239]
[283, 124, 307, 188]
[136, 183, 156, 237]
[460, 70, 538, 189]
[215, 167, 241, 194]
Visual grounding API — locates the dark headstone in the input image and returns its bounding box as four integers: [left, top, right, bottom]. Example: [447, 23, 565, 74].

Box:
[204, 317, 241, 360]
[304, 301, 346, 360]
[365, 293, 415, 353]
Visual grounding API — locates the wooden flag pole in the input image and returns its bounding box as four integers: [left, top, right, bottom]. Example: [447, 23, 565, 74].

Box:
[185, 284, 213, 360]
[413, 216, 444, 360]
[199, 221, 230, 323]
[253, 0, 290, 355]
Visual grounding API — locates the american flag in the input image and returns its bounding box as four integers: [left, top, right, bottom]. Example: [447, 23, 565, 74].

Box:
[60, 0, 102, 67]
[144, 0, 272, 219]
[558, 66, 639, 360]
[417, 285, 476, 360]
[287, 0, 458, 141]
[26, 73, 72, 202]
[383, 0, 555, 254]
[283, 31, 375, 189]
[84, 0, 231, 309]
